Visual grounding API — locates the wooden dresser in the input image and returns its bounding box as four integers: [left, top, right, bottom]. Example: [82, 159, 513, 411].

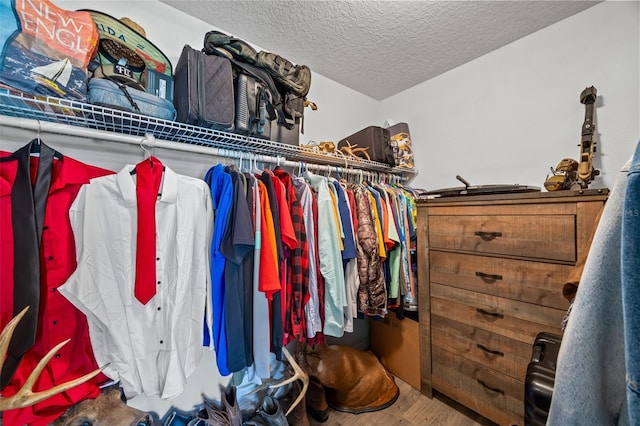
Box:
[416, 189, 607, 425]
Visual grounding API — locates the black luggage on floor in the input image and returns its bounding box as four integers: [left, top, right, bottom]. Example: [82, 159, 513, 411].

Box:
[524, 332, 562, 426]
[173, 44, 234, 130]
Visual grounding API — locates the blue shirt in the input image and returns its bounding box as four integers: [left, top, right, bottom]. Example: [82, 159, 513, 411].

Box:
[332, 180, 357, 261]
[203, 164, 233, 376]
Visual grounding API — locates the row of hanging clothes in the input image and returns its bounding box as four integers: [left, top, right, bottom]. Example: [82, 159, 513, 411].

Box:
[203, 153, 419, 378]
[0, 135, 417, 426]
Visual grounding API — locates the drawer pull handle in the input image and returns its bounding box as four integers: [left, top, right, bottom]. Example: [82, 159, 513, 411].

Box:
[474, 231, 502, 241]
[475, 271, 503, 282]
[477, 379, 505, 394]
[476, 343, 505, 357]
[476, 308, 504, 319]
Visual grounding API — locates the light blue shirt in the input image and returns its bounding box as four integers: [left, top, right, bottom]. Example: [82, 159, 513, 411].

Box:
[306, 172, 346, 337]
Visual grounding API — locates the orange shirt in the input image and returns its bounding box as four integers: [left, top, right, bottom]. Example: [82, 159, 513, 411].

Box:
[368, 191, 386, 260]
[257, 181, 280, 299]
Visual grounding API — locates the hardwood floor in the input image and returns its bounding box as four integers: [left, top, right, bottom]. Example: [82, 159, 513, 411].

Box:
[309, 377, 497, 426]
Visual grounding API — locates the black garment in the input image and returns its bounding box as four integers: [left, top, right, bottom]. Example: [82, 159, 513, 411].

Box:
[221, 169, 254, 373]
[0, 140, 56, 388]
[242, 173, 257, 368]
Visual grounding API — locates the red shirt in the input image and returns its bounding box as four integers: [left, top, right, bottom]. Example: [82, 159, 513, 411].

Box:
[265, 171, 296, 345]
[0, 151, 113, 426]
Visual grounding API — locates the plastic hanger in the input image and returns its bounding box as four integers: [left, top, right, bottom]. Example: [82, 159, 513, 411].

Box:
[251, 155, 262, 175]
[239, 152, 247, 173]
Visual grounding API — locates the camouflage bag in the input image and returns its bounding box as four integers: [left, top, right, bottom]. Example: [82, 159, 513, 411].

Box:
[255, 51, 311, 97]
[203, 30, 258, 64]
[203, 30, 311, 97]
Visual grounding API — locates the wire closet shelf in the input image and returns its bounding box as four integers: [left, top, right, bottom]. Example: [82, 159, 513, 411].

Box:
[0, 89, 417, 179]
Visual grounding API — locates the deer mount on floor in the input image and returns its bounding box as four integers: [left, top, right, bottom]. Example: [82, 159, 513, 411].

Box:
[296, 343, 399, 414]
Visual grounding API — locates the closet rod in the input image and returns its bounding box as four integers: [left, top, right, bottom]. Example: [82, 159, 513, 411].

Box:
[1, 116, 406, 183]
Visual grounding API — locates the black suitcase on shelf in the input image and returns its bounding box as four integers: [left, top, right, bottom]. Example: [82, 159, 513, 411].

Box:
[231, 60, 300, 145]
[271, 121, 299, 146]
[234, 73, 300, 145]
[173, 44, 235, 130]
[338, 125, 395, 165]
[524, 332, 562, 426]
[235, 73, 271, 139]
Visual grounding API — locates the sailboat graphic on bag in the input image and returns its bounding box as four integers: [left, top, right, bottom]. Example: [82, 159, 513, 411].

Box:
[31, 58, 73, 97]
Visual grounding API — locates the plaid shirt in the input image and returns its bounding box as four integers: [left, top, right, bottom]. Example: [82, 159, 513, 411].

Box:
[274, 168, 309, 342]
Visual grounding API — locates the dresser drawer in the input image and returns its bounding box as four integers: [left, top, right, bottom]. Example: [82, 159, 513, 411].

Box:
[430, 251, 572, 310]
[432, 346, 524, 425]
[432, 315, 531, 381]
[428, 214, 576, 262]
[431, 283, 564, 344]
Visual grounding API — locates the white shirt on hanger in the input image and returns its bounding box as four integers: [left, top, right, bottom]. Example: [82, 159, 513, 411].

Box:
[59, 164, 213, 399]
[293, 176, 321, 338]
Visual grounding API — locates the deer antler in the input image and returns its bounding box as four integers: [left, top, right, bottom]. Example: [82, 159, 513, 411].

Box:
[0, 306, 105, 412]
[339, 140, 371, 161]
[269, 347, 309, 416]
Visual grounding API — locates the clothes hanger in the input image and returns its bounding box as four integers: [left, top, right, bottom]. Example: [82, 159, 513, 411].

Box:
[29, 121, 41, 156]
[274, 156, 285, 171]
[224, 150, 242, 173]
[300, 161, 308, 181]
[239, 152, 246, 173]
[130, 135, 163, 175]
[251, 154, 262, 176]
[29, 120, 64, 160]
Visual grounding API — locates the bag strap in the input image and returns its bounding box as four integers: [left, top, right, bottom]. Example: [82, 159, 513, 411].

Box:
[95, 60, 141, 114]
[227, 58, 293, 130]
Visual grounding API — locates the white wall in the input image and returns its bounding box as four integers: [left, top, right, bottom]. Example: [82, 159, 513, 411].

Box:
[381, 1, 640, 191]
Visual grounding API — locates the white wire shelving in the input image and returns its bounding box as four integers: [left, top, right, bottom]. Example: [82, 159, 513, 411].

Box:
[0, 88, 417, 181]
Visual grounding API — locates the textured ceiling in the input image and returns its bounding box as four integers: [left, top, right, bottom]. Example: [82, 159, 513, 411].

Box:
[160, 1, 599, 100]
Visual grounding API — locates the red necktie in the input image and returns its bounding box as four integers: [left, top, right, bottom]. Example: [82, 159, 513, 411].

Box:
[134, 156, 164, 305]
